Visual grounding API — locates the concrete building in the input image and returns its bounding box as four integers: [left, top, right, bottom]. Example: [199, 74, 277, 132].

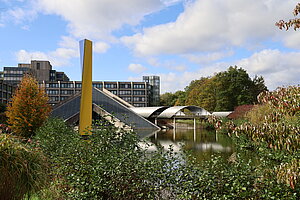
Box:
[3, 60, 69, 85]
[1, 60, 160, 107]
[40, 80, 150, 107]
[0, 81, 14, 104]
[143, 75, 160, 106]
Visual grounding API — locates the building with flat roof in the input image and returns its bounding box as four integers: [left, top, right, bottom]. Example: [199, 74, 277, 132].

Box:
[3, 60, 69, 85]
[40, 80, 150, 107]
[143, 75, 160, 106]
[1, 60, 160, 107]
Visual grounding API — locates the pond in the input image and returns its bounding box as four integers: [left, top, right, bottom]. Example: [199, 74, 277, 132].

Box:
[146, 122, 235, 163]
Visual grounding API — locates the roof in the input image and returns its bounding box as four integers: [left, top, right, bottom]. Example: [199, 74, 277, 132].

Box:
[130, 105, 211, 119]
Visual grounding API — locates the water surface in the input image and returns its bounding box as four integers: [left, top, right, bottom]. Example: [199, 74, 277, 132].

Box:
[147, 123, 235, 163]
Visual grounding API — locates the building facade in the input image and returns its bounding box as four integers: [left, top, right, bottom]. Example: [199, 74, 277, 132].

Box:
[40, 81, 150, 107]
[1, 60, 160, 107]
[3, 60, 69, 85]
[0, 81, 14, 104]
[143, 75, 160, 106]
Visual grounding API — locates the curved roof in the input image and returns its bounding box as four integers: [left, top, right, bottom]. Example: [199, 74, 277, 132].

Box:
[130, 106, 169, 118]
[130, 106, 211, 119]
[157, 106, 211, 118]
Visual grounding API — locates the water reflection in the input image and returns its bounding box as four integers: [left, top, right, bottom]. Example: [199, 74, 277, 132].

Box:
[147, 124, 235, 163]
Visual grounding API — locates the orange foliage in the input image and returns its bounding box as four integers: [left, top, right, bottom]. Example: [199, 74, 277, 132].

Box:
[6, 75, 51, 138]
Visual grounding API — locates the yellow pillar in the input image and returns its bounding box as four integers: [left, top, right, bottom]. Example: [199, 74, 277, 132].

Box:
[79, 39, 93, 135]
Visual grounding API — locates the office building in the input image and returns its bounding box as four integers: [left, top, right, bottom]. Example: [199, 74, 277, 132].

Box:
[3, 60, 69, 85]
[41, 80, 150, 107]
[143, 75, 160, 106]
[0, 81, 14, 104]
[1, 60, 160, 107]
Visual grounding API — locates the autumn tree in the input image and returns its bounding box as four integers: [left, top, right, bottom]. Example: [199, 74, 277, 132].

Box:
[276, 3, 300, 30]
[6, 75, 51, 138]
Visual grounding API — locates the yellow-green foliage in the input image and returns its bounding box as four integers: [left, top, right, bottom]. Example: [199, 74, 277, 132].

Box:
[245, 104, 274, 126]
[0, 134, 48, 200]
[276, 159, 300, 190]
[233, 86, 300, 189]
[6, 75, 51, 138]
[235, 86, 300, 151]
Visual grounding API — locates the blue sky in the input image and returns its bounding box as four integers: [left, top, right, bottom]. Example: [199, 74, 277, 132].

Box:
[0, 0, 300, 93]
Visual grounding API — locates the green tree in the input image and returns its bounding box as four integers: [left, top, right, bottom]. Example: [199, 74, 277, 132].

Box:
[6, 75, 51, 138]
[185, 77, 217, 111]
[160, 92, 177, 106]
[215, 66, 257, 111]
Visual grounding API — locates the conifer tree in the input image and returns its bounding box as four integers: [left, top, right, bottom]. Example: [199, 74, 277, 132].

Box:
[6, 75, 51, 138]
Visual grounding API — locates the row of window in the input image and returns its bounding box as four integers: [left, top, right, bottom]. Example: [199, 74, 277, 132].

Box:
[120, 97, 146, 102]
[46, 89, 146, 96]
[49, 96, 69, 102]
[4, 77, 22, 81]
[44, 82, 147, 89]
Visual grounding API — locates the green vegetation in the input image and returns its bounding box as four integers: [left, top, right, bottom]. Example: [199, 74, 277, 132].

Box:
[209, 85, 300, 195]
[0, 134, 48, 200]
[160, 66, 267, 111]
[6, 75, 51, 138]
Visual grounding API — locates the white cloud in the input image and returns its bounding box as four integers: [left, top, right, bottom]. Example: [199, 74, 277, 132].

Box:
[236, 49, 300, 89]
[149, 49, 300, 93]
[128, 63, 147, 73]
[147, 57, 187, 71]
[94, 42, 110, 54]
[16, 47, 78, 67]
[122, 0, 298, 56]
[183, 50, 234, 64]
[34, 0, 163, 39]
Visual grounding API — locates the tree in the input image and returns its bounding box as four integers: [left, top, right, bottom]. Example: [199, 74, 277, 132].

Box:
[6, 75, 51, 138]
[185, 66, 267, 111]
[276, 3, 300, 30]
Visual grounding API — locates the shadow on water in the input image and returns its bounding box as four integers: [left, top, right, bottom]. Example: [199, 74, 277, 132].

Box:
[137, 123, 235, 163]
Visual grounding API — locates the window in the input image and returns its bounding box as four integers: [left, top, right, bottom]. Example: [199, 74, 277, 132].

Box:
[49, 83, 59, 88]
[133, 97, 146, 102]
[121, 96, 131, 102]
[46, 90, 59, 95]
[60, 83, 74, 88]
[60, 90, 74, 95]
[133, 84, 145, 89]
[119, 90, 131, 95]
[133, 90, 145, 95]
[93, 83, 103, 88]
[104, 83, 117, 88]
[36, 63, 40, 70]
[76, 83, 82, 88]
[109, 90, 117, 95]
[119, 83, 131, 89]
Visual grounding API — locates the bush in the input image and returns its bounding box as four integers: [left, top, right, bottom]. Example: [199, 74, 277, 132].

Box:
[35, 118, 192, 199]
[33, 117, 300, 199]
[0, 134, 48, 200]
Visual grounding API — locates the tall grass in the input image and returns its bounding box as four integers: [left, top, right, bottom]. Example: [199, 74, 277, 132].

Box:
[0, 134, 48, 200]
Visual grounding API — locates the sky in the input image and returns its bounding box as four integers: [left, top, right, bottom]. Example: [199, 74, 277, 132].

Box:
[0, 0, 300, 93]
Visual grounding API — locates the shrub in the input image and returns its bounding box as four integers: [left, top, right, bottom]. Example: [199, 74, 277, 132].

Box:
[35, 118, 187, 199]
[6, 75, 51, 138]
[0, 134, 48, 200]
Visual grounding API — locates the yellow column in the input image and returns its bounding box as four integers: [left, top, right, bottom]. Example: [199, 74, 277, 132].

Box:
[79, 39, 93, 135]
